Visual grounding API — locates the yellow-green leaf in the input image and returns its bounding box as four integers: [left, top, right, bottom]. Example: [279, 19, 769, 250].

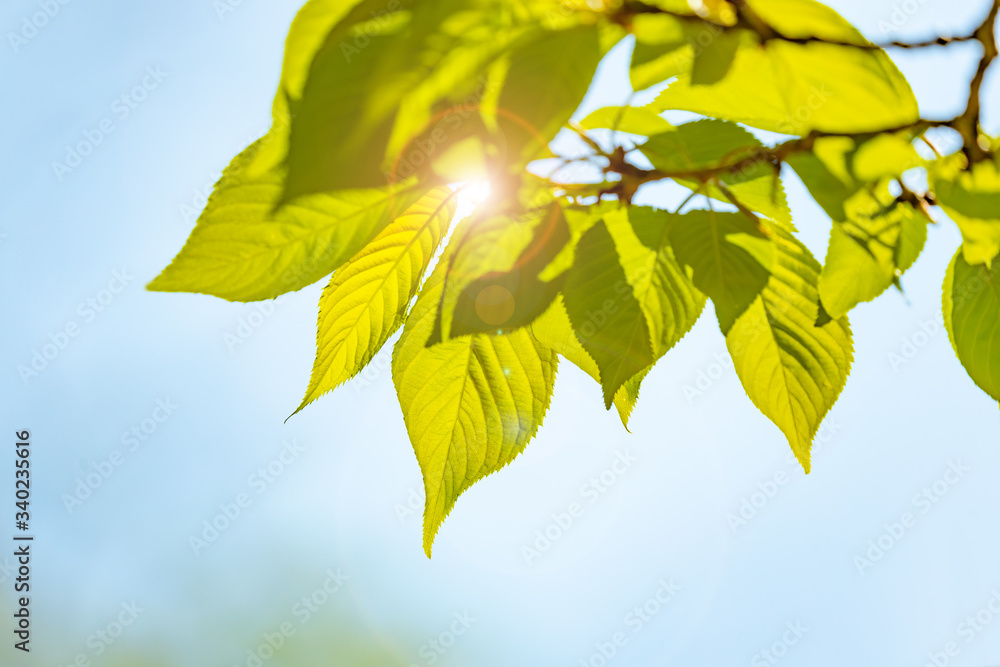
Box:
[606, 206, 707, 357]
[283, 2, 488, 198]
[579, 106, 673, 136]
[147, 141, 423, 302]
[562, 220, 656, 408]
[529, 296, 642, 428]
[640, 120, 791, 224]
[497, 24, 603, 167]
[244, 0, 368, 175]
[932, 154, 1000, 267]
[668, 209, 775, 334]
[294, 188, 457, 414]
[819, 184, 927, 318]
[726, 222, 854, 471]
[427, 203, 564, 345]
[650, 1, 918, 135]
[851, 134, 923, 182]
[444, 204, 570, 339]
[393, 263, 557, 557]
[943, 251, 1000, 401]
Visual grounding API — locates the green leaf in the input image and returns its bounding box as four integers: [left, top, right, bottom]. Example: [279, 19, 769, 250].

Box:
[787, 136, 923, 219]
[640, 120, 760, 171]
[294, 188, 457, 415]
[496, 24, 603, 168]
[540, 200, 620, 280]
[932, 154, 1000, 267]
[788, 136, 929, 317]
[818, 184, 927, 318]
[529, 296, 643, 428]
[244, 0, 378, 175]
[690, 27, 742, 85]
[744, 0, 871, 44]
[943, 251, 1000, 402]
[562, 220, 656, 408]
[600, 206, 707, 426]
[283, 1, 485, 198]
[579, 106, 673, 136]
[147, 141, 423, 302]
[427, 201, 568, 344]
[726, 221, 854, 471]
[639, 120, 791, 224]
[650, 2, 918, 135]
[629, 15, 732, 91]
[444, 203, 570, 339]
[851, 134, 923, 182]
[384, 7, 525, 176]
[606, 206, 707, 357]
[393, 262, 557, 557]
[668, 209, 775, 334]
[786, 137, 859, 221]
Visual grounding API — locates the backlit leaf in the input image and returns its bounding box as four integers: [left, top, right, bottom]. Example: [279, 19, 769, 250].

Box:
[818, 184, 927, 318]
[445, 203, 571, 339]
[579, 106, 673, 136]
[562, 220, 656, 408]
[726, 221, 854, 471]
[283, 2, 489, 198]
[148, 141, 423, 302]
[497, 24, 603, 168]
[393, 261, 558, 556]
[668, 209, 774, 334]
[640, 120, 791, 224]
[606, 206, 706, 357]
[932, 154, 1000, 267]
[529, 296, 644, 427]
[295, 188, 457, 414]
[650, 1, 918, 135]
[943, 251, 1000, 401]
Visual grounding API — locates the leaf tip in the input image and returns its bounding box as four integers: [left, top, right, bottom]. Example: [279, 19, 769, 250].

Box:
[422, 518, 441, 559]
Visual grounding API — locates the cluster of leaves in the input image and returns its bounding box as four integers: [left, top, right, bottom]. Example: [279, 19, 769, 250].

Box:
[150, 0, 1000, 556]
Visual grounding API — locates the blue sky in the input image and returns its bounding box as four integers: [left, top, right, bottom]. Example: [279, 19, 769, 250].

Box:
[2, 0, 1000, 665]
